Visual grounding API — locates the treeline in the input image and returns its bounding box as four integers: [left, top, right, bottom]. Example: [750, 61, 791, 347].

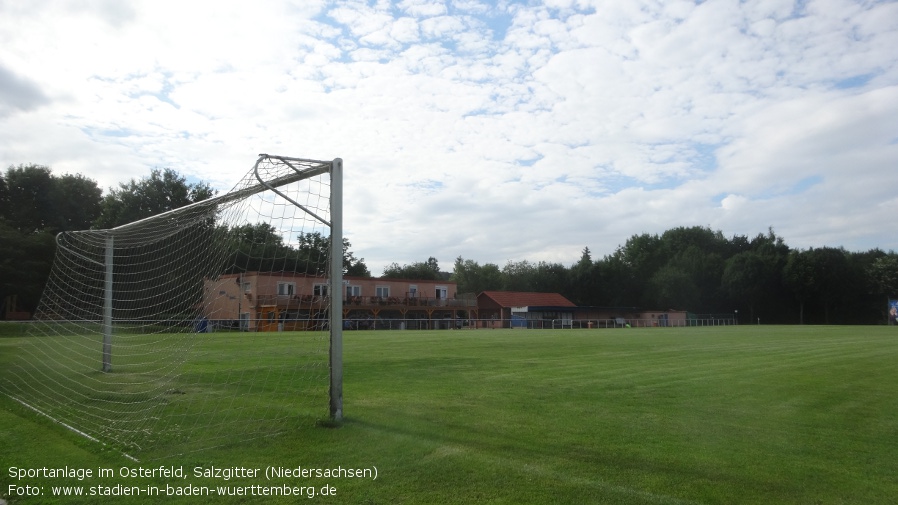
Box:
[445, 227, 898, 325]
[0, 164, 221, 314]
[226, 223, 369, 277]
[0, 164, 369, 316]
[4, 164, 898, 324]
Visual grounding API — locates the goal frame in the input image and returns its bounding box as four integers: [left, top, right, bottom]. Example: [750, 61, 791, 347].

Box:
[53, 154, 344, 421]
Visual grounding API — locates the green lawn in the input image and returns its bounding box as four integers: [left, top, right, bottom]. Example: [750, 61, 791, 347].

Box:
[2, 326, 898, 504]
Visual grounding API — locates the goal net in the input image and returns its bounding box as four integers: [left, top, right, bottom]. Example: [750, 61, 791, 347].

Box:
[1, 154, 343, 459]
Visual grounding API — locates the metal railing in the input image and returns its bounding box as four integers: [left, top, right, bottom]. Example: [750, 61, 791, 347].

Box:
[343, 296, 477, 308]
[249, 294, 477, 308]
[492, 317, 738, 329]
[2, 316, 740, 333]
[338, 317, 738, 330]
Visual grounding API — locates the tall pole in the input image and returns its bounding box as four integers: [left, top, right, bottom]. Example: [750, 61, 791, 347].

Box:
[102, 235, 114, 373]
[329, 159, 343, 421]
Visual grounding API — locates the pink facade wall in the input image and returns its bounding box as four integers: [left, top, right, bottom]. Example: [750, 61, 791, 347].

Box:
[342, 277, 456, 299]
[203, 276, 243, 321]
[202, 273, 458, 323]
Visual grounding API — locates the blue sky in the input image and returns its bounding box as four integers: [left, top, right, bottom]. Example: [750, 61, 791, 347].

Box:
[1, 0, 896, 274]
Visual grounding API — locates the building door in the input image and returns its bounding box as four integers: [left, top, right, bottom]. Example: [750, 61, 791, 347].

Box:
[258, 306, 279, 332]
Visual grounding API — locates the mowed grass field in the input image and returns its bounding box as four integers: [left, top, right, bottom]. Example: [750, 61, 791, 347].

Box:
[2, 325, 898, 504]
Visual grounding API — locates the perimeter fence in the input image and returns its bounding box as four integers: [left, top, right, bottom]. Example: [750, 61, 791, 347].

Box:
[2, 315, 740, 334]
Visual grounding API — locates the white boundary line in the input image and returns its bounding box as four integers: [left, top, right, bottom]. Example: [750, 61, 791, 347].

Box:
[7, 394, 139, 462]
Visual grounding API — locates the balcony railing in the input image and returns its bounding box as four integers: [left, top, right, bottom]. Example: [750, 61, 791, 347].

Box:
[344, 296, 476, 308]
[251, 294, 477, 309]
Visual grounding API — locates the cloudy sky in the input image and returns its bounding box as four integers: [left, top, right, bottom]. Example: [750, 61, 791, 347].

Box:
[1, 0, 896, 273]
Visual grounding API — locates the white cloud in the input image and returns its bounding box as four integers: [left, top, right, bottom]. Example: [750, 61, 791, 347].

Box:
[399, 0, 447, 18]
[1, 0, 896, 273]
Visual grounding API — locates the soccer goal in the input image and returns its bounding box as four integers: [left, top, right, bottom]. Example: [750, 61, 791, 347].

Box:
[1, 154, 343, 458]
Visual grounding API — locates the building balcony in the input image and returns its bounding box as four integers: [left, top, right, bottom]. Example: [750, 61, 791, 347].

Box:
[344, 296, 477, 308]
[250, 294, 477, 310]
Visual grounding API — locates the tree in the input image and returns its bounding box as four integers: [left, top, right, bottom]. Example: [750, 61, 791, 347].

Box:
[649, 265, 700, 310]
[722, 251, 775, 323]
[658, 244, 726, 312]
[451, 256, 503, 294]
[868, 253, 898, 323]
[2, 164, 102, 234]
[0, 164, 104, 315]
[3, 164, 54, 233]
[745, 228, 791, 322]
[227, 223, 292, 273]
[531, 261, 569, 294]
[783, 249, 816, 324]
[868, 254, 898, 300]
[94, 168, 214, 229]
[837, 249, 885, 324]
[591, 255, 636, 307]
[295, 231, 370, 277]
[345, 254, 371, 277]
[782, 247, 850, 324]
[295, 231, 329, 274]
[808, 247, 851, 324]
[0, 220, 56, 314]
[383, 257, 442, 280]
[51, 173, 104, 231]
[612, 233, 665, 306]
[501, 260, 537, 292]
[0, 172, 9, 219]
[568, 247, 598, 305]
[225, 227, 369, 276]
[618, 233, 665, 278]
[660, 226, 729, 259]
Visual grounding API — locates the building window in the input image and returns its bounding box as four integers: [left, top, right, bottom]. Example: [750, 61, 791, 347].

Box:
[346, 285, 360, 297]
[435, 286, 447, 299]
[376, 286, 390, 298]
[314, 284, 329, 297]
[408, 285, 418, 298]
[242, 282, 251, 293]
[277, 282, 296, 296]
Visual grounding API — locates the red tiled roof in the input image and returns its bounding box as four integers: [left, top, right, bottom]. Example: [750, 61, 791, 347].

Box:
[478, 291, 576, 308]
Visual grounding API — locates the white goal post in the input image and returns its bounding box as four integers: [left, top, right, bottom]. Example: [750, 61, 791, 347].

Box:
[2, 154, 343, 457]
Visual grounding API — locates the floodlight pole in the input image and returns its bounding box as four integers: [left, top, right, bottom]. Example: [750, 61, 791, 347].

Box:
[329, 158, 344, 421]
[102, 235, 114, 373]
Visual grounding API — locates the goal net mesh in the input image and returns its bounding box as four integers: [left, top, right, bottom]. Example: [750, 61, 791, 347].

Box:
[1, 154, 339, 459]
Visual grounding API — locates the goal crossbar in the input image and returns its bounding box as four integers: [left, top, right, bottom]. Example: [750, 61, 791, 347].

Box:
[57, 155, 333, 250]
